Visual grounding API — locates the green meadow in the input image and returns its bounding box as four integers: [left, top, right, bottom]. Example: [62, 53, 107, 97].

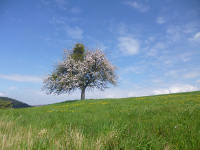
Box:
[0, 91, 200, 150]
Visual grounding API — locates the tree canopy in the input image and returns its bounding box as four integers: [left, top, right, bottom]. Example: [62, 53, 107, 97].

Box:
[71, 43, 85, 61]
[43, 44, 117, 100]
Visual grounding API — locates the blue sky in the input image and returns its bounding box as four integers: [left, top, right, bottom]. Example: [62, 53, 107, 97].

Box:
[0, 0, 200, 105]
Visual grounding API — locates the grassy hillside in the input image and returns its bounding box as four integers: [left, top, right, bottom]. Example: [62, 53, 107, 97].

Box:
[0, 91, 200, 150]
[0, 97, 30, 109]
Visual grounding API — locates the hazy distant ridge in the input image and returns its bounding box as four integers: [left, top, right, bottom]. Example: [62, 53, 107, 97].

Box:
[0, 97, 30, 108]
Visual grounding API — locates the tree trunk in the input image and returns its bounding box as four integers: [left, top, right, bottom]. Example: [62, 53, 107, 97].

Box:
[81, 87, 86, 100]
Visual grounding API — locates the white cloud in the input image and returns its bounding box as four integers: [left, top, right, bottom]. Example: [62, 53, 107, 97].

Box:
[118, 36, 140, 55]
[153, 89, 170, 95]
[0, 92, 5, 96]
[125, 1, 149, 12]
[190, 32, 200, 42]
[65, 26, 83, 39]
[153, 84, 199, 95]
[0, 74, 42, 83]
[156, 17, 166, 24]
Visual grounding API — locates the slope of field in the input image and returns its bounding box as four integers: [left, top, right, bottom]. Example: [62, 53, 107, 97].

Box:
[0, 97, 30, 109]
[0, 91, 200, 150]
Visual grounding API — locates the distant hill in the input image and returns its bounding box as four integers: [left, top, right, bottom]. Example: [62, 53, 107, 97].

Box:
[0, 97, 30, 108]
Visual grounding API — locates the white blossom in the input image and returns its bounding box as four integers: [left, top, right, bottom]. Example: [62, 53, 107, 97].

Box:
[43, 49, 117, 100]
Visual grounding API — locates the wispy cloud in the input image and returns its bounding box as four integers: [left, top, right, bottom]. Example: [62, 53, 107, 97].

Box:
[164, 68, 200, 80]
[165, 70, 179, 78]
[8, 86, 17, 90]
[0, 74, 42, 83]
[156, 52, 193, 67]
[70, 6, 81, 13]
[190, 32, 200, 42]
[118, 36, 140, 55]
[179, 52, 192, 62]
[65, 26, 83, 39]
[125, 1, 149, 12]
[0, 92, 5, 96]
[50, 16, 83, 39]
[166, 23, 199, 42]
[166, 26, 182, 42]
[147, 42, 166, 56]
[153, 84, 199, 95]
[55, 0, 67, 6]
[41, 0, 68, 10]
[183, 71, 200, 79]
[156, 17, 166, 24]
[123, 66, 144, 74]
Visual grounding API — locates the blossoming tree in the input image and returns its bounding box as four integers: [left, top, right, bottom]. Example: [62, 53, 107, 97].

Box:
[43, 44, 117, 100]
